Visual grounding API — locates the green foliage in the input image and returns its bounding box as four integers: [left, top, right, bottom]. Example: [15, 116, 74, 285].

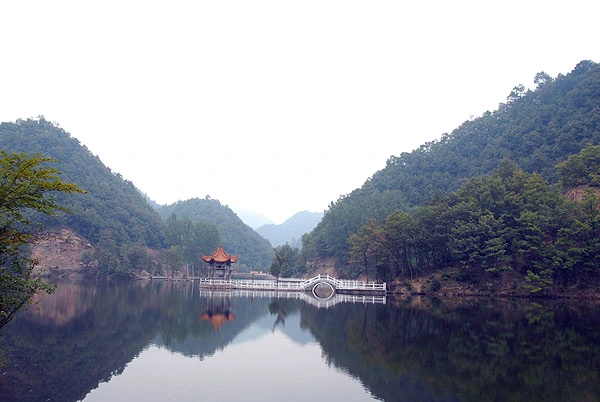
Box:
[524, 269, 554, 293]
[0, 118, 275, 275]
[0, 151, 84, 328]
[157, 198, 273, 270]
[429, 275, 442, 291]
[303, 61, 600, 273]
[316, 156, 600, 292]
[163, 213, 221, 276]
[348, 218, 387, 281]
[270, 244, 307, 278]
[384, 210, 417, 279]
[0, 117, 166, 273]
[556, 144, 600, 189]
[269, 256, 281, 278]
[300, 61, 600, 292]
[164, 245, 184, 278]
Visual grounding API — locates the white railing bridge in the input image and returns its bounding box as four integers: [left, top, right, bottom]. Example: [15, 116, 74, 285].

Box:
[196, 274, 386, 297]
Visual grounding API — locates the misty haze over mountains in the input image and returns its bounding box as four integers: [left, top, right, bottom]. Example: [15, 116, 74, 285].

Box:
[256, 211, 324, 248]
[233, 208, 323, 248]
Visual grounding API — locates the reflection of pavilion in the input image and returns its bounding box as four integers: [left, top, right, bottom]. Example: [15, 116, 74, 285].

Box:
[200, 291, 237, 331]
[201, 245, 238, 280]
[200, 309, 236, 331]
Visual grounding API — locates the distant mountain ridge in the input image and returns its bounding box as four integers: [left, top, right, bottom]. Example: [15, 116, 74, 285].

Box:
[231, 207, 274, 229]
[257, 211, 323, 248]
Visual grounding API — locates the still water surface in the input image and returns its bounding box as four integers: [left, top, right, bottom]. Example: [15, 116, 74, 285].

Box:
[0, 280, 598, 402]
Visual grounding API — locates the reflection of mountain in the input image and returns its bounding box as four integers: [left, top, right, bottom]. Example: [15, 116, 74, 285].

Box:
[0, 282, 279, 402]
[2, 283, 599, 402]
[232, 309, 315, 347]
[155, 296, 271, 359]
[297, 298, 600, 402]
[298, 302, 460, 402]
[276, 313, 315, 345]
[23, 282, 96, 326]
[0, 281, 163, 402]
[158, 297, 316, 360]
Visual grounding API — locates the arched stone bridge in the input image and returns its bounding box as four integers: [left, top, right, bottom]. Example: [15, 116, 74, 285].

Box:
[197, 274, 386, 300]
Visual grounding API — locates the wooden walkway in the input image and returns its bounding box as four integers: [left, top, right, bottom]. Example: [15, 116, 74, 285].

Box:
[196, 273, 386, 296]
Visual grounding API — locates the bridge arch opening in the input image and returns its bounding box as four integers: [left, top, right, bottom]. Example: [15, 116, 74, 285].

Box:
[312, 282, 335, 300]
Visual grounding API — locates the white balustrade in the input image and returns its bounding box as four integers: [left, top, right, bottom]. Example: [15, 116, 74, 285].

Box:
[197, 274, 386, 294]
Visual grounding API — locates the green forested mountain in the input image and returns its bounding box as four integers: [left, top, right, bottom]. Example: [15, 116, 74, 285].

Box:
[0, 118, 164, 247]
[304, 60, 600, 269]
[0, 118, 274, 274]
[0, 118, 275, 274]
[156, 198, 273, 270]
[0, 118, 166, 272]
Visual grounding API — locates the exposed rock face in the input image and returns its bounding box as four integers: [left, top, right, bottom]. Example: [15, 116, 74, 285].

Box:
[565, 185, 600, 202]
[31, 229, 94, 274]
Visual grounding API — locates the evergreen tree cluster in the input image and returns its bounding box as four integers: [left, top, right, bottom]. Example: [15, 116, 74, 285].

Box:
[269, 244, 307, 278]
[303, 60, 600, 292]
[346, 157, 600, 293]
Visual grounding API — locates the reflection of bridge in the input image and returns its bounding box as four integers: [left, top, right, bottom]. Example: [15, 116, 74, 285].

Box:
[199, 289, 386, 309]
[197, 274, 386, 299]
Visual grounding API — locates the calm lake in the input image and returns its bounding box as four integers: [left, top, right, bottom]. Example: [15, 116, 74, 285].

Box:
[0, 280, 599, 402]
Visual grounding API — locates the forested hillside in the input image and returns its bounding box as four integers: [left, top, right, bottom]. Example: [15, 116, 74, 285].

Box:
[0, 118, 165, 272]
[303, 60, 600, 295]
[0, 118, 273, 275]
[304, 61, 600, 264]
[156, 198, 273, 270]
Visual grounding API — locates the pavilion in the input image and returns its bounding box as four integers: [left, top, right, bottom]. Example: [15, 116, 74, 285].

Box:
[201, 245, 238, 279]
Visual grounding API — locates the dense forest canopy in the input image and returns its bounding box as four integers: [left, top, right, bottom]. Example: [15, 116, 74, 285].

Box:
[0, 118, 165, 247]
[303, 61, 600, 271]
[156, 198, 274, 270]
[0, 118, 272, 275]
[344, 156, 600, 293]
[0, 118, 167, 273]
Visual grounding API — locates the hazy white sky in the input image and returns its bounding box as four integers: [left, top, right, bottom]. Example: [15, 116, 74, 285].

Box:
[1, 1, 599, 223]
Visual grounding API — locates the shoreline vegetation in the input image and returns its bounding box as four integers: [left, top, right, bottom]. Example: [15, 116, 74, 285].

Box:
[36, 263, 600, 301]
[4, 61, 600, 325]
[387, 267, 600, 300]
[29, 226, 600, 300]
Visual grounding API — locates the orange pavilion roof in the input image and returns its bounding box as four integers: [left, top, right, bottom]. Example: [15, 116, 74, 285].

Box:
[202, 245, 238, 264]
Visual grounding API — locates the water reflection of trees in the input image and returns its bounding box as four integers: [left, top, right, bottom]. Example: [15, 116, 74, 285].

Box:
[296, 297, 600, 402]
[1, 282, 599, 402]
[0, 281, 275, 402]
[268, 300, 288, 332]
[0, 280, 163, 402]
